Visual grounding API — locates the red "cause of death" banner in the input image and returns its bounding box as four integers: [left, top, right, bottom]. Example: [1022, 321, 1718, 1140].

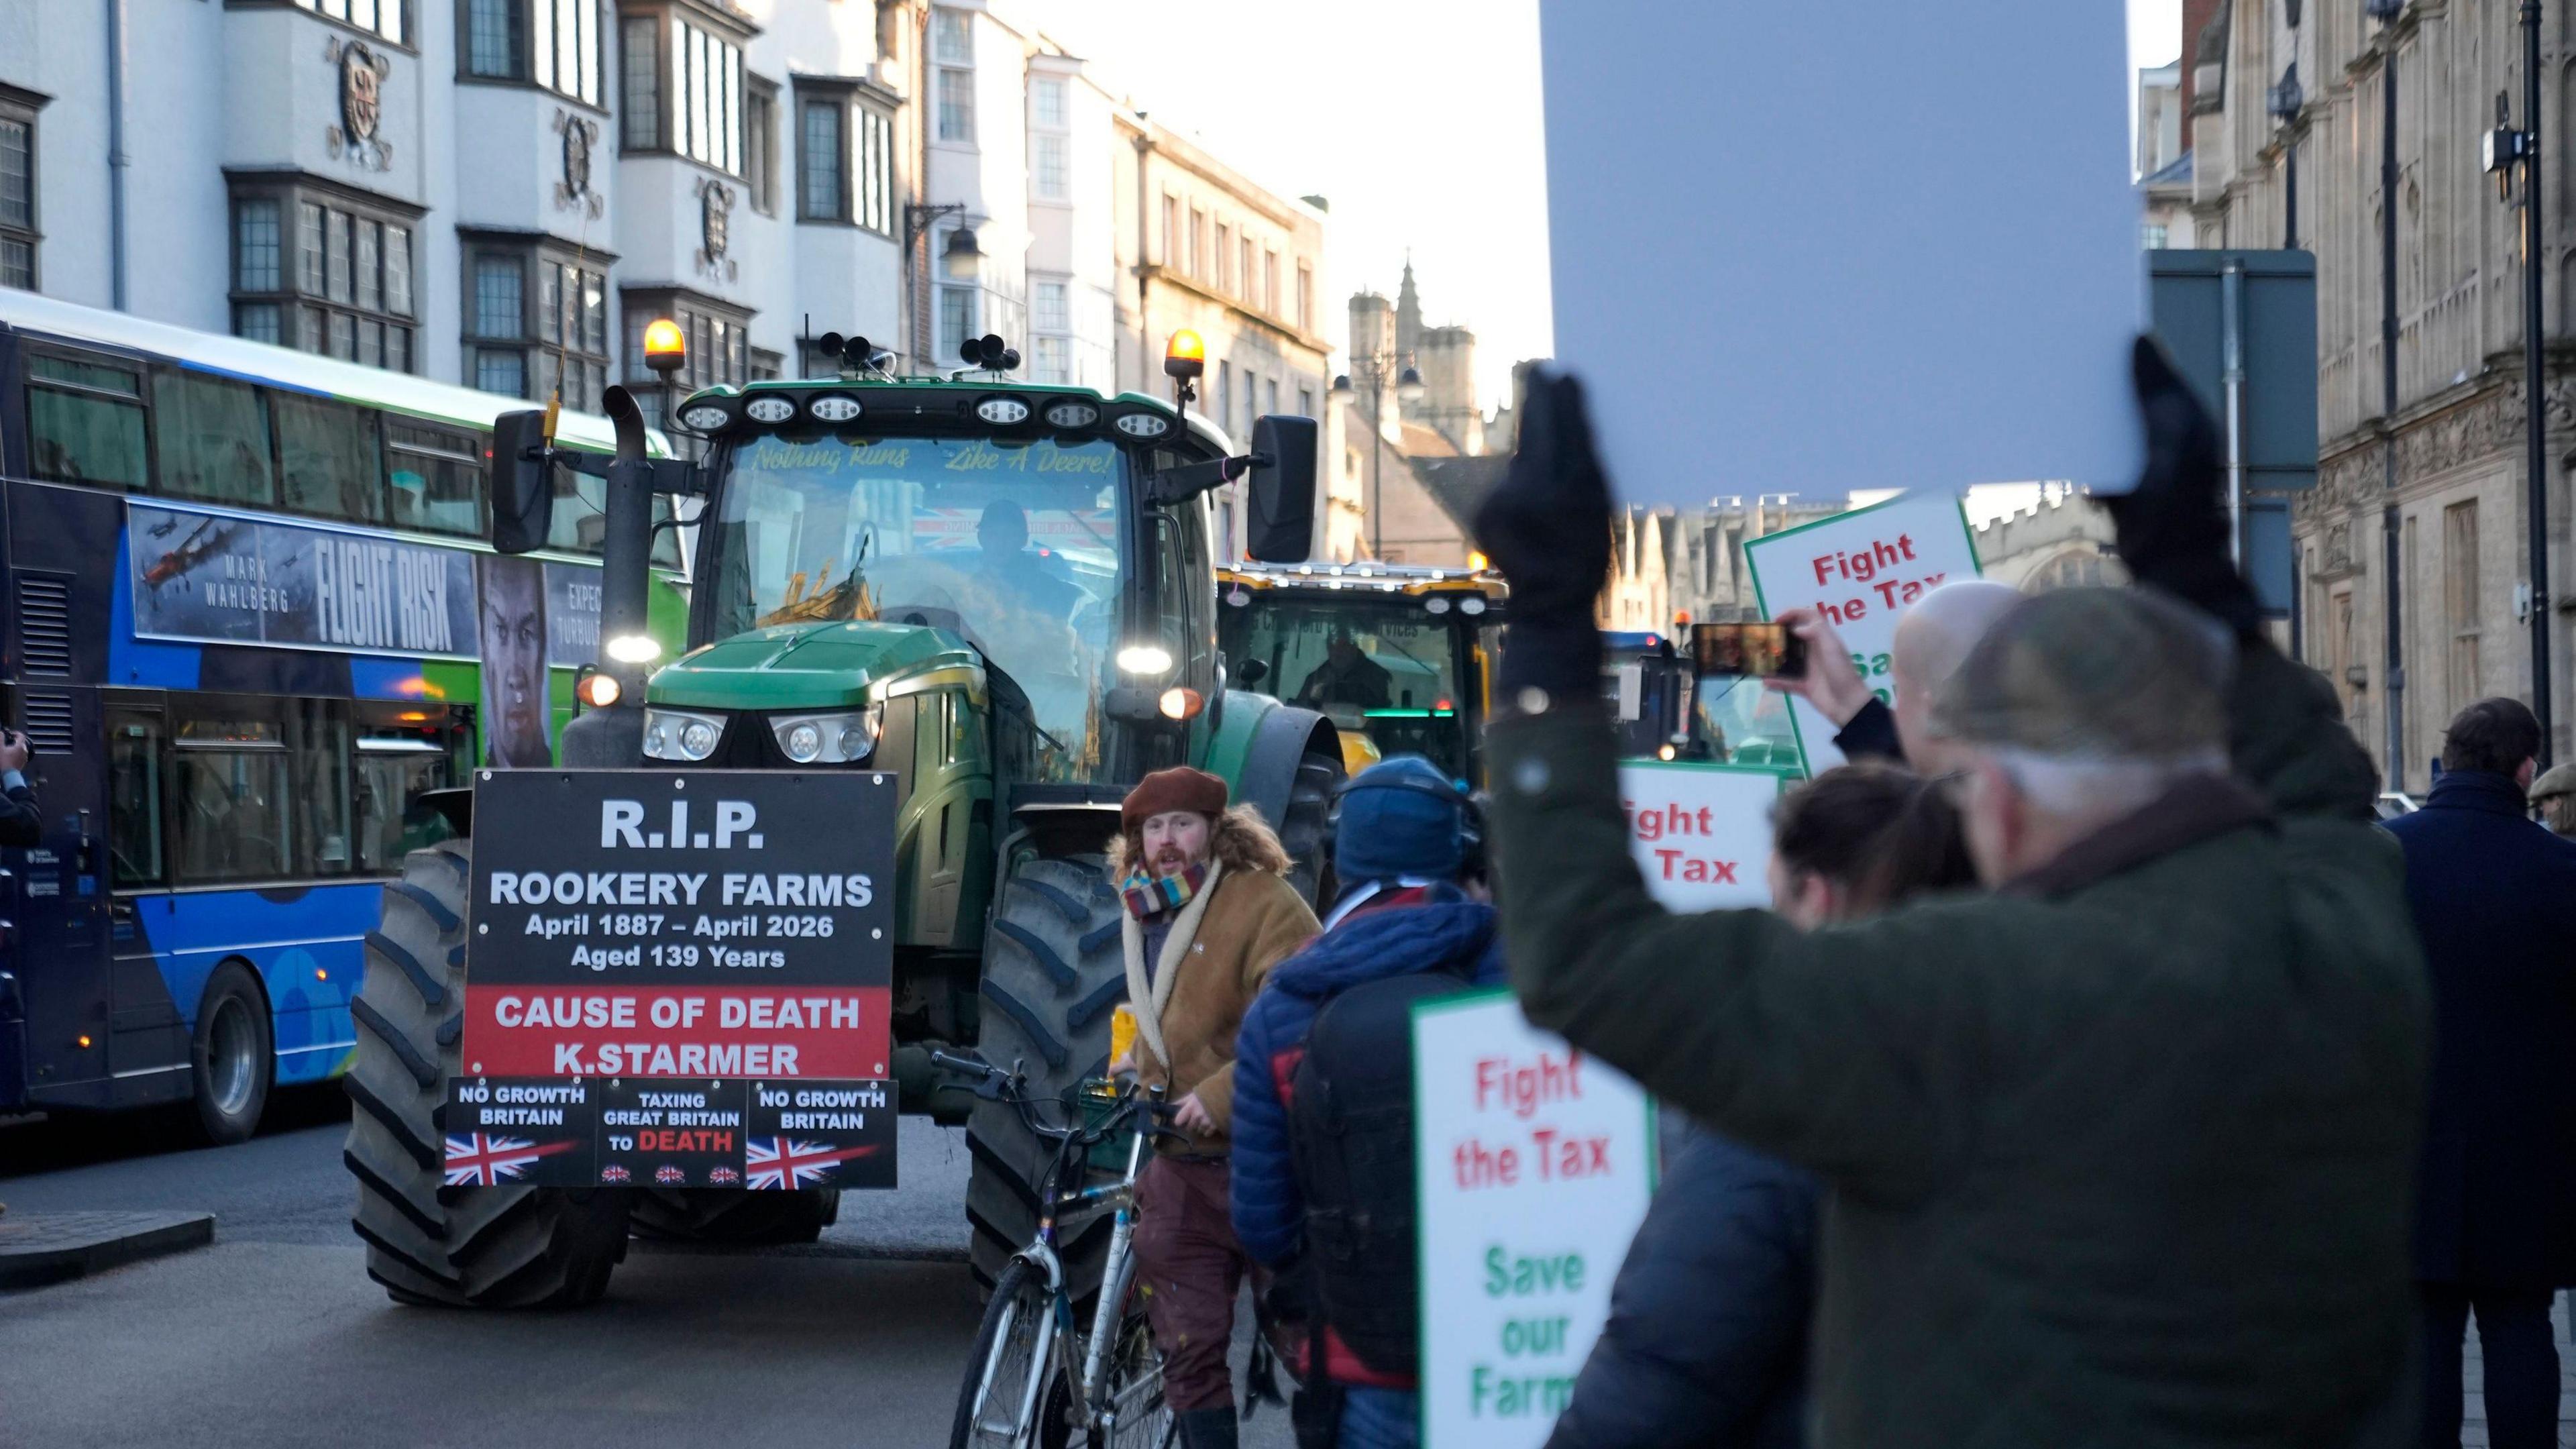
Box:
[447, 769, 900, 1191]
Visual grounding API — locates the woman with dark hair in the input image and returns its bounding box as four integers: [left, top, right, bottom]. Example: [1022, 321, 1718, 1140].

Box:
[1550, 763, 1974, 1449]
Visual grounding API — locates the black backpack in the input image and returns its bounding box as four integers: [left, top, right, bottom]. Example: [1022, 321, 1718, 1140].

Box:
[1287, 967, 1471, 1379]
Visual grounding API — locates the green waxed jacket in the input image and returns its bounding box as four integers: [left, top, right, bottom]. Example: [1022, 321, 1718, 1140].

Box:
[1489, 643, 2426, 1448]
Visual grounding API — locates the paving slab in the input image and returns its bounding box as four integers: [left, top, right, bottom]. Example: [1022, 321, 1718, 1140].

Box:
[0, 1209, 215, 1289]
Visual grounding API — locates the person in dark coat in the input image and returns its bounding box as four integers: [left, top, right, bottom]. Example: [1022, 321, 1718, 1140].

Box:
[0, 729, 40, 847]
[1232, 755, 1504, 1449]
[1551, 763, 1975, 1449]
[2383, 698, 2576, 1449]
[1470, 348, 2426, 1447]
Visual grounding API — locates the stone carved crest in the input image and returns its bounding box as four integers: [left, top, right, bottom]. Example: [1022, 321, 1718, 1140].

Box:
[554, 112, 604, 218]
[323, 38, 394, 172]
[696, 179, 739, 281]
[2296, 372, 2576, 580]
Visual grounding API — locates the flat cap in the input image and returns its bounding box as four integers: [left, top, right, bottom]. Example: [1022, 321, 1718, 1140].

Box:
[1927, 586, 2233, 760]
[2532, 763, 2576, 803]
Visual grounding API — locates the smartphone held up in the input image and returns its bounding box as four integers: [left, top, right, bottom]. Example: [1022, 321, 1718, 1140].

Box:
[1690, 622, 1808, 682]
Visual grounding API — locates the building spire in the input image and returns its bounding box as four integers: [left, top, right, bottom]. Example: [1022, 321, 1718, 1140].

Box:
[1395, 252, 1424, 362]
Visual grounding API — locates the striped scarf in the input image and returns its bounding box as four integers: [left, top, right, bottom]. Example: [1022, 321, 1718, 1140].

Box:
[1121, 862, 1208, 920]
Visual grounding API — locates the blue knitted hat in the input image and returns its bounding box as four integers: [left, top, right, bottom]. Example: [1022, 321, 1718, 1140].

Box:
[1335, 755, 1467, 883]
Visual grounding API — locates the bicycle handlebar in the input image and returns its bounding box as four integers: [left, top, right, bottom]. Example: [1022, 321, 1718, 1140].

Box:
[929, 1049, 1172, 1151]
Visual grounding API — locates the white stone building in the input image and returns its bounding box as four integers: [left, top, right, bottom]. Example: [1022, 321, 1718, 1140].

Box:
[1112, 115, 1332, 558]
[1, 0, 918, 421]
[1, 0, 1311, 482]
[2184, 0, 2576, 784]
[1973, 490, 2125, 592]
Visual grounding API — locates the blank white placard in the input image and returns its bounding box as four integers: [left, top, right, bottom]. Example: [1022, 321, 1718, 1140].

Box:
[1540, 0, 2145, 504]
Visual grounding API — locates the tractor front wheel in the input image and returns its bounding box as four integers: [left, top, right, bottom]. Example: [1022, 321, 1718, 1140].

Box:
[341, 838, 631, 1308]
[965, 853, 1124, 1299]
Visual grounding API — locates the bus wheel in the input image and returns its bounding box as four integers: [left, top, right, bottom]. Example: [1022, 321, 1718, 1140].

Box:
[342, 838, 630, 1308]
[190, 963, 272, 1145]
[631, 1187, 839, 1244]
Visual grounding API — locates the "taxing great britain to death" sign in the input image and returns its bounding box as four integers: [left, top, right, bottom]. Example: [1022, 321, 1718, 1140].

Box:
[445, 769, 898, 1191]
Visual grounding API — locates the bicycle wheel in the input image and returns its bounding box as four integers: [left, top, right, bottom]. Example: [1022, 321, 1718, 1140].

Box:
[953, 1256, 1073, 1449]
[1089, 1305, 1172, 1449]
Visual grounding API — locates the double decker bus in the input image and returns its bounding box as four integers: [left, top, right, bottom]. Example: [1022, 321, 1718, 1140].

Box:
[0, 291, 683, 1143]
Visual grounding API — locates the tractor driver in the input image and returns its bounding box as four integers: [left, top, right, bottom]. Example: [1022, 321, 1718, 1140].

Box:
[1294, 629, 1393, 712]
[971, 500, 1081, 621]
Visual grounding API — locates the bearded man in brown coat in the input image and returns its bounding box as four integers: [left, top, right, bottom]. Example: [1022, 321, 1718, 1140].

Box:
[1111, 765, 1319, 1449]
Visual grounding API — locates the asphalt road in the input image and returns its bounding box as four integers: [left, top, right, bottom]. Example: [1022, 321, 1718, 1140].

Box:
[0, 1088, 1293, 1448]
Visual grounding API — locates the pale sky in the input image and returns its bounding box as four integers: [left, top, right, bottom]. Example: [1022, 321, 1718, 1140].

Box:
[1046, 0, 1550, 413]
[1049, 1, 2182, 423]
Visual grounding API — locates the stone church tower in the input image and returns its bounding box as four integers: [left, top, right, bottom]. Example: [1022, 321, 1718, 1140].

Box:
[1376, 258, 1484, 455]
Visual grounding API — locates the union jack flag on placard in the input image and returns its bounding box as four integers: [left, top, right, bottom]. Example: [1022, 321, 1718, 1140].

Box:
[745, 1137, 877, 1190]
[443, 1133, 574, 1187]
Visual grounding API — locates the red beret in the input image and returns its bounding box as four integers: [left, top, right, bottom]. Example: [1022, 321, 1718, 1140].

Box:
[1122, 767, 1228, 830]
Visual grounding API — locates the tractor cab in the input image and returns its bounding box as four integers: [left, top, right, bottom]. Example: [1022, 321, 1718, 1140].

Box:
[1216, 561, 1506, 788]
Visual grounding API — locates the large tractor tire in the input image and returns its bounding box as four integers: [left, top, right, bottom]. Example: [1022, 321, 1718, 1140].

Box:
[966, 852, 1124, 1297]
[631, 1187, 839, 1244]
[1279, 737, 1344, 909]
[342, 838, 631, 1308]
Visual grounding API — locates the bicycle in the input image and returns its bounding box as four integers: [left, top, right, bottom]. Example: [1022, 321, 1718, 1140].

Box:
[938, 1050, 1185, 1449]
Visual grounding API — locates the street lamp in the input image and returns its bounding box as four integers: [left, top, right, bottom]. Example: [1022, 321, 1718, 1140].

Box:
[2483, 3, 2554, 765]
[2368, 0, 2408, 794]
[1336, 354, 1425, 560]
[942, 226, 983, 280]
[2267, 62, 2303, 249]
[902, 202, 976, 365]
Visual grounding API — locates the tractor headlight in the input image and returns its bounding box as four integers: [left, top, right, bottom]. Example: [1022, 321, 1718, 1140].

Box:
[744, 395, 797, 425]
[1116, 644, 1174, 676]
[769, 706, 883, 765]
[643, 707, 727, 762]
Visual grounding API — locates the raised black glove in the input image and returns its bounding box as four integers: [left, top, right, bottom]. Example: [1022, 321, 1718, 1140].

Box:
[1474, 370, 1613, 701]
[2102, 337, 2262, 639]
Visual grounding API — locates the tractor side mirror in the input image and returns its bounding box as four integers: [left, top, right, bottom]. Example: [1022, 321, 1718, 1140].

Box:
[1243, 415, 1317, 563]
[489, 410, 555, 556]
[1236, 658, 1269, 686]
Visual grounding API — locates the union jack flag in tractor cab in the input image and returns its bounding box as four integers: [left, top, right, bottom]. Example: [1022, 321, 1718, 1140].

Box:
[746, 1138, 877, 1190]
[443, 1134, 573, 1187]
[655, 1165, 689, 1185]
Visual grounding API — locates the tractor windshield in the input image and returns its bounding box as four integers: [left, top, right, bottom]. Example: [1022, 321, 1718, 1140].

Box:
[1221, 596, 1473, 781]
[706, 432, 1128, 780]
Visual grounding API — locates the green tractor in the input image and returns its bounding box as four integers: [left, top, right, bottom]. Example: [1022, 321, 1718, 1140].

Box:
[343, 331, 1342, 1307]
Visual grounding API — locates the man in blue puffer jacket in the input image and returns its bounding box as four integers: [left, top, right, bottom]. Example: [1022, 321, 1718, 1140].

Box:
[1234, 755, 1505, 1449]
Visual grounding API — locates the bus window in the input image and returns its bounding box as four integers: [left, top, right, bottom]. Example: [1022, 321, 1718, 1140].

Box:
[26, 352, 150, 489]
[354, 703, 468, 871]
[549, 460, 684, 567]
[172, 713, 295, 883]
[273, 392, 386, 523]
[107, 711, 168, 889]
[386, 422, 487, 538]
[150, 367, 278, 508]
[292, 699, 355, 875]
